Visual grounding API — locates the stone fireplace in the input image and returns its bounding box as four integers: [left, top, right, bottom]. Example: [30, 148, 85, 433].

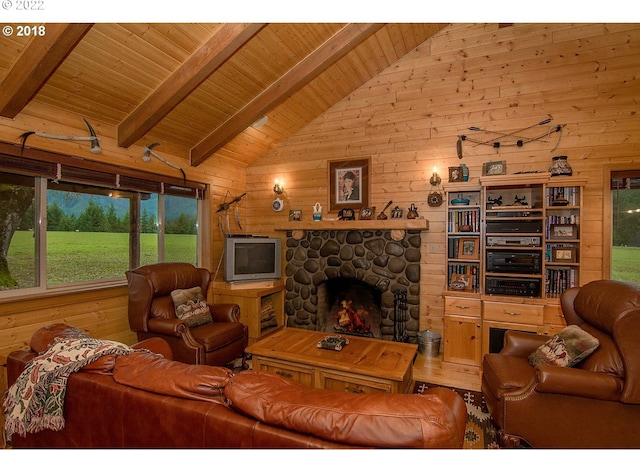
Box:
[283, 228, 422, 343]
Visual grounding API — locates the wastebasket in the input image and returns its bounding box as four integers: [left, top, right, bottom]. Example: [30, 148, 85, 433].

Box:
[418, 330, 441, 358]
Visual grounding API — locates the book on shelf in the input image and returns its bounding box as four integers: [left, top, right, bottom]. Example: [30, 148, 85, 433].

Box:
[545, 267, 578, 296]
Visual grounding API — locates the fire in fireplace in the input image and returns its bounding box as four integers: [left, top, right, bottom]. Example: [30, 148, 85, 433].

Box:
[318, 278, 381, 338]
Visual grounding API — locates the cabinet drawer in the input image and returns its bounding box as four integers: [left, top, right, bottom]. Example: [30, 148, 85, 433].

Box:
[483, 301, 544, 325]
[318, 371, 392, 394]
[544, 304, 567, 326]
[445, 297, 481, 317]
[253, 358, 314, 387]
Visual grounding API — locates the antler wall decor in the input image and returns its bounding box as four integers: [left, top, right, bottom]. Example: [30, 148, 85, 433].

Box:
[19, 118, 101, 154]
[456, 117, 564, 159]
[142, 142, 186, 181]
[217, 192, 247, 236]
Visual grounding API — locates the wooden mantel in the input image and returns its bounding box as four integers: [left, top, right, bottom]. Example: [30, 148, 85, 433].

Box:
[274, 218, 428, 231]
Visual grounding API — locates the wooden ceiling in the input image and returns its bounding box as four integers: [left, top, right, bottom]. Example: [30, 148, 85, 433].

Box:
[0, 23, 446, 167]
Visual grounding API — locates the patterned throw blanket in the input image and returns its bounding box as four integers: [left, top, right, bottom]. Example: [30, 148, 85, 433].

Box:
[3, 337, 133, 441]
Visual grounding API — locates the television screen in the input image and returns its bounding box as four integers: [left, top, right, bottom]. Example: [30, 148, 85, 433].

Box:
[224, 237, 281, 283]
[234, 242, 276, 275]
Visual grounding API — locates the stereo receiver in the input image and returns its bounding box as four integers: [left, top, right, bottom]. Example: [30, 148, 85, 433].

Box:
[485, 276, 541, 297]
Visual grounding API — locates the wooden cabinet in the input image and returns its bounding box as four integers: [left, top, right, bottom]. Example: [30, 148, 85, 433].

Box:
[442, 174, 584, 367]
[211, 281, 284, 345]
[442, 184, 483, 372]
[443, 295, 482, 371]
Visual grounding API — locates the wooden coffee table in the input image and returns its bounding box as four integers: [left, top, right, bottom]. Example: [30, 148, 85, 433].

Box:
[245, 328, 417, 394]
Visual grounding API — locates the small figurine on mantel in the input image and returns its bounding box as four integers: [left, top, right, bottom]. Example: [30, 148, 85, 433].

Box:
[376, 200, 393, 220]
[407, 203, 419, 219]
[390, 206, 403, 219]
[312, 202, 322, 221]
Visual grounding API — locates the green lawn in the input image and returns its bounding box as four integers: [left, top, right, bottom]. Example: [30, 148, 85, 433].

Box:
[611, 246, 640, 282]
[7, 230, 196, 287]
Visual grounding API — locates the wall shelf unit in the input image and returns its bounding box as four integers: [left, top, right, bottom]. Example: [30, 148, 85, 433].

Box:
[442, 174, 587, 371]
[442, 183, 483, 372]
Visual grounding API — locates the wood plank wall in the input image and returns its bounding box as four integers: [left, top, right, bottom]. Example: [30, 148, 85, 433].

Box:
[0, 22, 639, 405]
[243, 23, 640, 335]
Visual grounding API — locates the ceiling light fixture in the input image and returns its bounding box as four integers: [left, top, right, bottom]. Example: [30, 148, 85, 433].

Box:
[252, 115, 268, 128]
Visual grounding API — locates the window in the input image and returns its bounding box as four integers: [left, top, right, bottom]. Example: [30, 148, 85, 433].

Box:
[46, 181, 134, 285]
[0, 145, 207, 296]
[2, 173, 37, 290]
[610, 170, 640, 282]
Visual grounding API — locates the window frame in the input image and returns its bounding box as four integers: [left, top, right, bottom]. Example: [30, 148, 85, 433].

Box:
[603, 164, 640, 280]
[0, 142, 208, 299]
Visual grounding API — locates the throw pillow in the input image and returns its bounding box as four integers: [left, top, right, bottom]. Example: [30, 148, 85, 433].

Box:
[171, 286, 213, 327]
[528, 325, 599, 367]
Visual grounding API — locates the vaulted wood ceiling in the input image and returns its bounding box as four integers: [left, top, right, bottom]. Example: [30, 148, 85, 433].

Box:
[0, 23, 446, 167]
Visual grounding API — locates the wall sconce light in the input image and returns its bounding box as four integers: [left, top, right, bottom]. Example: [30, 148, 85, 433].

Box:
[429, 166, 441, 186]
[273, 178, 284, 195]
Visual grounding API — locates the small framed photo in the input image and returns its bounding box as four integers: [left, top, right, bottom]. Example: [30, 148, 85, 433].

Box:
[482, 160, 507, 176]
[549, 224, 578, 240]
[457, 237, 479, 259]
[448, 166, 463, 182]
[450, 273, 472, 291]
[289, 209, 302, 221]
[359, 207, 375, 220]
[552, 247, 577, 262]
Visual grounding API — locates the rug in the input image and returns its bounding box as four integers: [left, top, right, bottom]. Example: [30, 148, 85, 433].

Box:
[414, 382, 499, 449]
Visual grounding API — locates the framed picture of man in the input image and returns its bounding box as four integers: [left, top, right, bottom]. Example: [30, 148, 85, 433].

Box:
[329, 158, 370, 212]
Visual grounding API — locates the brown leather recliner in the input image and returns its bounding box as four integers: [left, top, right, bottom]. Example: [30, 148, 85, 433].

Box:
[482, 280, 640, 448]
[126, 262, 248, 366]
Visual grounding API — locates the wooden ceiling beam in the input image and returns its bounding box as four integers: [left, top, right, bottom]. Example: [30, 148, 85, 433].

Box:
[117, 23, 266, 148]
[0, 23, 93, 119]
[190, 23, 385, 167]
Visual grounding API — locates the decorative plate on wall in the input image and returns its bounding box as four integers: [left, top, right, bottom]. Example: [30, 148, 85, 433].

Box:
[428, 192, 443, 207]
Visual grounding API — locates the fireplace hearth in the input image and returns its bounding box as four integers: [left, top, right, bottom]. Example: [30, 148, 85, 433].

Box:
[283, 228, 421, 342]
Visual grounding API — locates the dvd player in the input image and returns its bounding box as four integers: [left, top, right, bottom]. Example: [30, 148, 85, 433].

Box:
[486, 236, 541, 246]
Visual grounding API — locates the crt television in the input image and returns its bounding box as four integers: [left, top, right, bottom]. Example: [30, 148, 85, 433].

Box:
[224, 236, 282, 283]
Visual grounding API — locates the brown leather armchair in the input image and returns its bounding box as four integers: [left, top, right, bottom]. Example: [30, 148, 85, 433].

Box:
[482, 280, 640, 448]
[126, 262, 247, 366]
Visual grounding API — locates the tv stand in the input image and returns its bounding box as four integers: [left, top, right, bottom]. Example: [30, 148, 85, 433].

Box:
[211, 280, 285, 345]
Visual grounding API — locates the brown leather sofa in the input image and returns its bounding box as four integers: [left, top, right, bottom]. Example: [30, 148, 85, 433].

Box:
[482, 280, 640, 448]
[6, 327, 467, 449]
[126, 262, 247, 366]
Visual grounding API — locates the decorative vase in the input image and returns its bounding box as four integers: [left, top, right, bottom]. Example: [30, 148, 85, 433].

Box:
[549, 156, 572, 176]
[460, 164, 469, 181]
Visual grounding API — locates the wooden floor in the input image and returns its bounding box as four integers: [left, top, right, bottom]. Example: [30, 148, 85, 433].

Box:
[412, 352, 482, 392]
